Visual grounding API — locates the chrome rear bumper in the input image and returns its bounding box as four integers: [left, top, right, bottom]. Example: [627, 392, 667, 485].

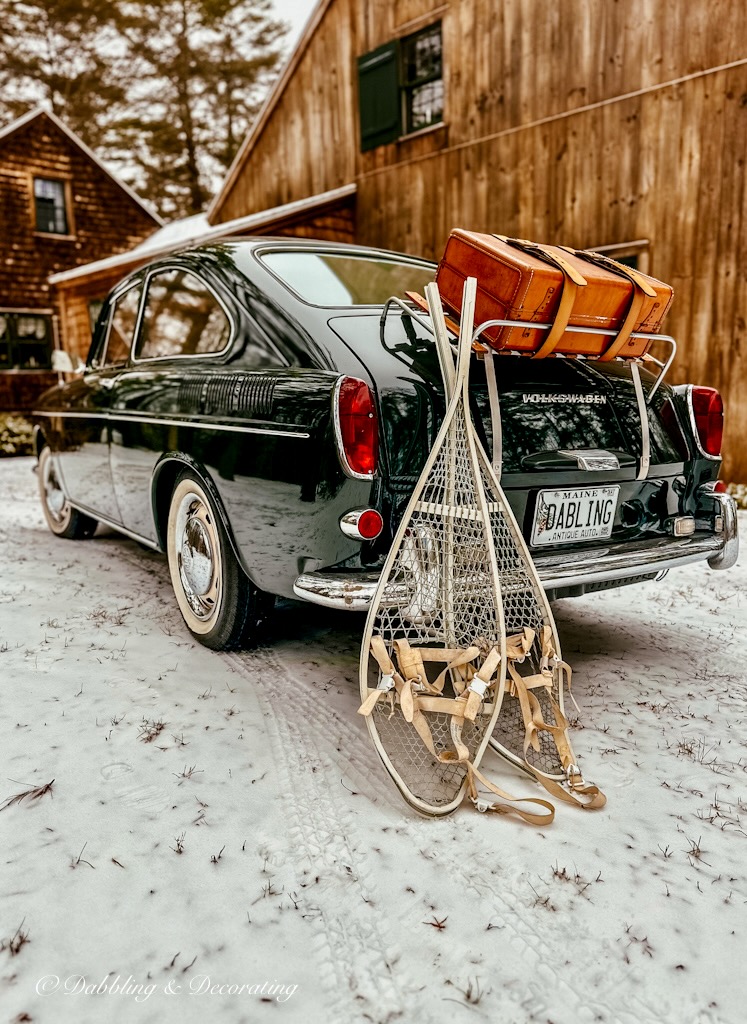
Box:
[292, 494, 739, 611]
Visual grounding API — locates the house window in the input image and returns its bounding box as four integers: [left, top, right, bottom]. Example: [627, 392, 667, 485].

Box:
[0, 312, 53, 369]
[357, 21, 443, 151]
[34, 178, 69, 235]
[401, 23, 443, 135]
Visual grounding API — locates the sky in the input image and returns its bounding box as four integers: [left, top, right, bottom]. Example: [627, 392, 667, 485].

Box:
[276, 0, 319, 48]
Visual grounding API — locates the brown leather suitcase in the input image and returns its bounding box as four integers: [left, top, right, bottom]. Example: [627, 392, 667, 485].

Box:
[435, 230, 673, 359]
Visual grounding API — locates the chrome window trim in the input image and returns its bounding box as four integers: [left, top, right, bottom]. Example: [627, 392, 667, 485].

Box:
[32, 409, 310, 440]
[331, 375, 375, 481]
[130, 265, 236, 365]
[685, 384, 722, 462]
[97, 282, 144, 370]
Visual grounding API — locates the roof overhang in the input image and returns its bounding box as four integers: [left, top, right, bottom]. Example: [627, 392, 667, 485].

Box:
[48, 183, 357, 288]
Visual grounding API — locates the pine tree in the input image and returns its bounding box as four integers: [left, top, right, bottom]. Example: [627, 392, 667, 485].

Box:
[0, 0, 130, 151]
[0, 0, 287, 218]
[117, 0, 287, 217]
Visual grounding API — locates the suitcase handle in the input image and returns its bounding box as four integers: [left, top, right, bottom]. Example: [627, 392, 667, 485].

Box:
[494, 236, 587, 358]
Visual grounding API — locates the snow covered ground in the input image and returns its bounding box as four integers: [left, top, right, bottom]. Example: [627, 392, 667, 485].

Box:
[0, 455, 744, 1024]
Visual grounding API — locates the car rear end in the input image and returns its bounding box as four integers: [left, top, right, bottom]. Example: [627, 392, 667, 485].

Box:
[294, 307, 737, 609]
[466, 358, 737, 598]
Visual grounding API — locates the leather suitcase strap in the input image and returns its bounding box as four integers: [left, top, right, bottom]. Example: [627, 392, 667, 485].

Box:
[494, 236, 587, 358]
[595, 286, 647, 362]
[561, 247, 657, 298]
[560, 247, 655, 362]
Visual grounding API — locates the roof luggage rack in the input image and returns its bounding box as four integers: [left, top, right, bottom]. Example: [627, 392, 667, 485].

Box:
[381, 290, 678, 484]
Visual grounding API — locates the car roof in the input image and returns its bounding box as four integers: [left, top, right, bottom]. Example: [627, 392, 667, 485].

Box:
[182, 235, 435, 263]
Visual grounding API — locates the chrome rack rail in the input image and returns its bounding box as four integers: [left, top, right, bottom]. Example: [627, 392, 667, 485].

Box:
[380, 296, 438, 337]
[381, 295, 679, 484]
[470, 318, 677, 404]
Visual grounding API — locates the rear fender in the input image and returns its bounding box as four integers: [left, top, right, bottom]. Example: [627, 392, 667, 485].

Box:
[150, 453, 248, 576]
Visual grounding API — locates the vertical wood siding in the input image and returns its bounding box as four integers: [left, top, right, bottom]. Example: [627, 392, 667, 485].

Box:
[184, 0, 747, 479]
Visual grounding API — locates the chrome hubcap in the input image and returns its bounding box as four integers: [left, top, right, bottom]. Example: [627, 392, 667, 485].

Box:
[42, 453, 68, 524]
[175, 493, 221, 621]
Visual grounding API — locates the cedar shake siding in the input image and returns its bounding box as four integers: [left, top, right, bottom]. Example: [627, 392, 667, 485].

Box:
[0, 109, 158, 410]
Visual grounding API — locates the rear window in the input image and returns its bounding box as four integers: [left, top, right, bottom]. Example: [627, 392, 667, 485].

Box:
[260, 251, 435, 306]
[472, 388, 682, 472]
[472, 390, 627, 472]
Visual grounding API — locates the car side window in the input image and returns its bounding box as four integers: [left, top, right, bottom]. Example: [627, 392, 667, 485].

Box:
[136, 269, 231, 361]
[103, 286, 142, 367]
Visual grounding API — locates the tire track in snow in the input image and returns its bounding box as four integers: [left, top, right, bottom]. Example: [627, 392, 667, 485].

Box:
[115, 543, 661, 1022]
[243, 639, 663, 1024]
[230, 646, 416, 1024]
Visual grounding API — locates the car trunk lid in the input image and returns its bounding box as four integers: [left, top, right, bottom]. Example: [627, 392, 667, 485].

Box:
[327, 312, 689, 551]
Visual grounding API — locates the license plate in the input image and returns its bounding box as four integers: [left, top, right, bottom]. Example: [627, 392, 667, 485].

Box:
[531, 486, 619, 546]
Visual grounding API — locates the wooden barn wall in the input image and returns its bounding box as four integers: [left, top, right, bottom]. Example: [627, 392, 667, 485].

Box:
[214, 0, 747, 478]
[216, 0, 747, 222]
[252, 197, 357, 242]
[213, 0, 452, 224]
[355, 63, 747, 481]
[214, 0, 356, 223]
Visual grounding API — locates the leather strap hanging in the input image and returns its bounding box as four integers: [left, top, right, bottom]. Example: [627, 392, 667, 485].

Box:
[494, 236, 587, 358]
[503, 629, 607, 810]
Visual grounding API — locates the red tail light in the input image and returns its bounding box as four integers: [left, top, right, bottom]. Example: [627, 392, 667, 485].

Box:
[334, 377, 378, 479]
[339, 508, 384, 540]
[690, 386, 723, 458]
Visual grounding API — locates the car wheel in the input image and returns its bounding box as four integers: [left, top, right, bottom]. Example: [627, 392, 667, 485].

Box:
[38, 446, 97, 539]
[166, 470, 272, 650]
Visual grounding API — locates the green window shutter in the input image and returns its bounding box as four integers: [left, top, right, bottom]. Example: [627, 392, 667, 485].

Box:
[357, 41, 401, 151]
